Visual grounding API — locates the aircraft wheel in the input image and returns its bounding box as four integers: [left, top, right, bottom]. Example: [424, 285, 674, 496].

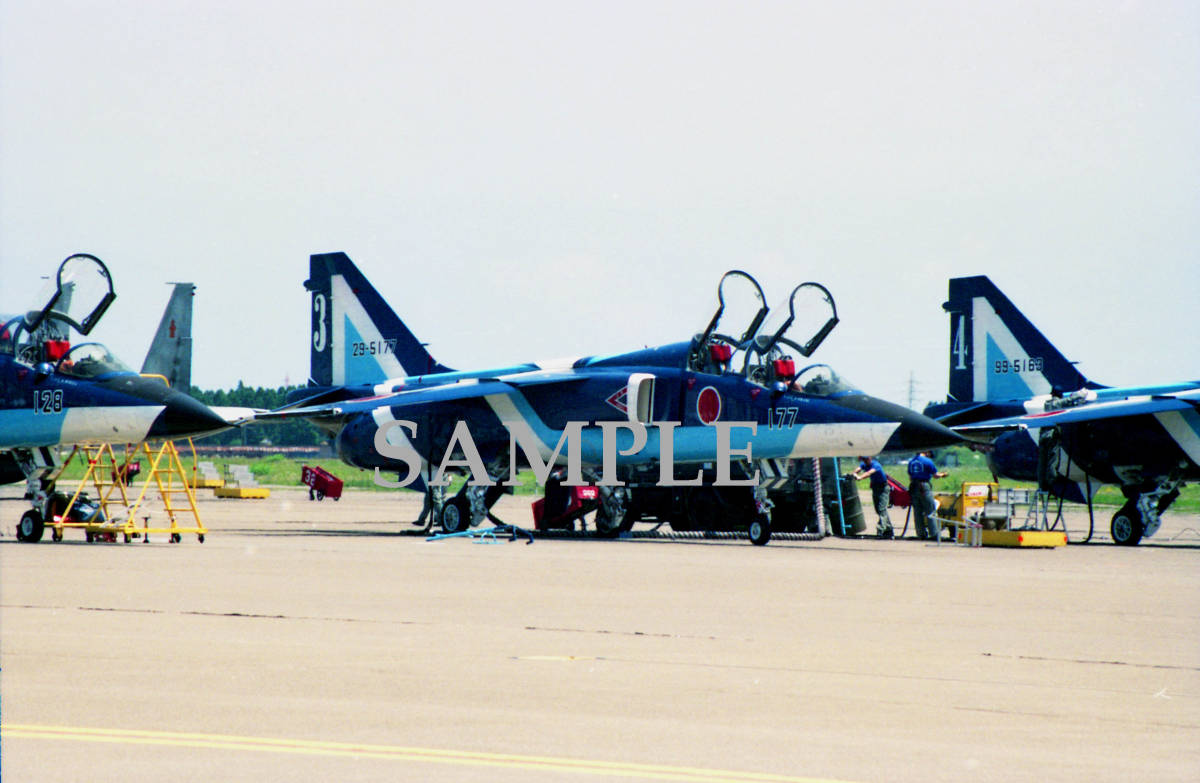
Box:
[17, 510, 45, 543]
[748, 514, 771, 546]
[439, 495, 471, 534]
[593, 506, 631, 538]
[1110, 502, 1144, 546]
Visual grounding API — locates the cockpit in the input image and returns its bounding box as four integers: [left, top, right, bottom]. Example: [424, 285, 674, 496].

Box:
[790, 363, 859, 397]
[0, 314, 69, 366]
[0, 254, 125, 375]
[687, 270, 767, 376]
[53, 342, 135, 379]
[689, 270, 845, 391]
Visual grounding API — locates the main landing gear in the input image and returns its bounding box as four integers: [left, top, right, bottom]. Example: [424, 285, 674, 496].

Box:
[437, 456, 513, 535]
[593, 485, 632, 539]
[1111, 475, 1184, 546]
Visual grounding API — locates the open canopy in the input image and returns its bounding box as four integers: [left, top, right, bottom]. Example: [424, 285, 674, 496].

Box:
[688, 270, 768, 374]
[25, 253, 116, 336]
[697, 270, 768, 349]
[1, 253, 121, 368]
[750, 281, 839, 360]
[688, 271, 843, 389]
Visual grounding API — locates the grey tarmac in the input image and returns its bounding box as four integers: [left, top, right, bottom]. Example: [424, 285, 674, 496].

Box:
[2, 485, 1198, 782]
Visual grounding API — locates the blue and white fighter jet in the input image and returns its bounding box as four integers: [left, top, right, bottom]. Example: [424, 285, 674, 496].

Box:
[265, 253, 961, 544]
[925, 276, 1199, 545]
[1, 254, 231, 541]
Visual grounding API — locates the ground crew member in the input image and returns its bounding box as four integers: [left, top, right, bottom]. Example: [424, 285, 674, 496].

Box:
[414, 484, 444, 530]
[852, 456, 893, 539]
[907, 450, 947, 540]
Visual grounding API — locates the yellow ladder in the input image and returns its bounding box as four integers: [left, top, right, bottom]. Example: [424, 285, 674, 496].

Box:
[120, 440, 208, 543]
[46, 441, 207, 543]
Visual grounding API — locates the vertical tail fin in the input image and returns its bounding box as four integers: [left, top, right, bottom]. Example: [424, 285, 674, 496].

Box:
[305, 252, 452, 387]
[943, 276, 1092, 403]
[141, 283, 194, 392]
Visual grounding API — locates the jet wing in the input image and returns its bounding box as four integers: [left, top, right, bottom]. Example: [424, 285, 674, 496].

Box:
[258, 371, 590, 423]
[255, 380, 521, 421]
[957, 391, 1200, 433]
[951, 421, 1026, 441]
[488, 369, 587, 386]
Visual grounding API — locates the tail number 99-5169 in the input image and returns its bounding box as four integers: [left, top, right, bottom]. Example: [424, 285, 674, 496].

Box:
[994, 357, 1043, 374]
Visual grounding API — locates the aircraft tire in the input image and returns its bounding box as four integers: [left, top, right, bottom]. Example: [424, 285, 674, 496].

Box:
[595, 506, 633, 538]
[17, 510, 45, 543]
[439, 495, 471, 534]
[748, 514, 771, 546]
[1110, 502, 1144, 546]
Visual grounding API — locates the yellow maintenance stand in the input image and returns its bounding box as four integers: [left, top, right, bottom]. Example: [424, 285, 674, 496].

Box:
[44, 440, 207, 543]
[186, 459, 225, 489]
[213, 463, 270, 498]
[934, 481, 1066, 548]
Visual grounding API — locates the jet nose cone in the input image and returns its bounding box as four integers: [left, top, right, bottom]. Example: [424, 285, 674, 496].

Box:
[882, 408, 963, 453]
[148, 391, 230, 440]
[831, 394, 963, 453]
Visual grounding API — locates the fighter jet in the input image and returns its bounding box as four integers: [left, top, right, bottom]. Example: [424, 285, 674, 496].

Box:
[263, 253, 960, 544]
[925, 276, 1199, 545]
[1, 254, 231, 541]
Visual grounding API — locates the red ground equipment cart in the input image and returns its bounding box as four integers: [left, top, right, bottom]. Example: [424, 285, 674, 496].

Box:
[532, 471, 599, 531]
[887, 475, 911, 508]
[301, 465, 343, 501]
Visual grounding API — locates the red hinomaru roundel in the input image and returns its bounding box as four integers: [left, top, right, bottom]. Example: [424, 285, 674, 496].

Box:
[696, 386, 721, 425]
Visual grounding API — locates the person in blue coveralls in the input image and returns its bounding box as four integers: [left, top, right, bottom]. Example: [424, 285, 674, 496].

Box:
[852, 456, 893, 539]
[907, 450, 947, 540]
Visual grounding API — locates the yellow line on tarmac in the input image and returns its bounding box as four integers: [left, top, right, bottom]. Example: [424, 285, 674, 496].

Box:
[2, 724, 857, 783]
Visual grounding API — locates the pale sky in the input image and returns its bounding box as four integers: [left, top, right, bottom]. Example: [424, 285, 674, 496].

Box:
[2, 1, 1197, 407]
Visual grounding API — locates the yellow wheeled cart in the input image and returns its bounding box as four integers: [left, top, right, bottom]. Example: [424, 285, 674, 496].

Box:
[933, 481, 1065, 548]
[935, 482, 1001, 527]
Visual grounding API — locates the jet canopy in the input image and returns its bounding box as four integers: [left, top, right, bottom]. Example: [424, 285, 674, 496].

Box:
[0, 253, 120, 369]
[25, 253, 116, 336]
[688, 273, 842, 387]
[751, 282, 839, 359]
[688, 270, 768, 374]
[744, 282, 840, 387]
